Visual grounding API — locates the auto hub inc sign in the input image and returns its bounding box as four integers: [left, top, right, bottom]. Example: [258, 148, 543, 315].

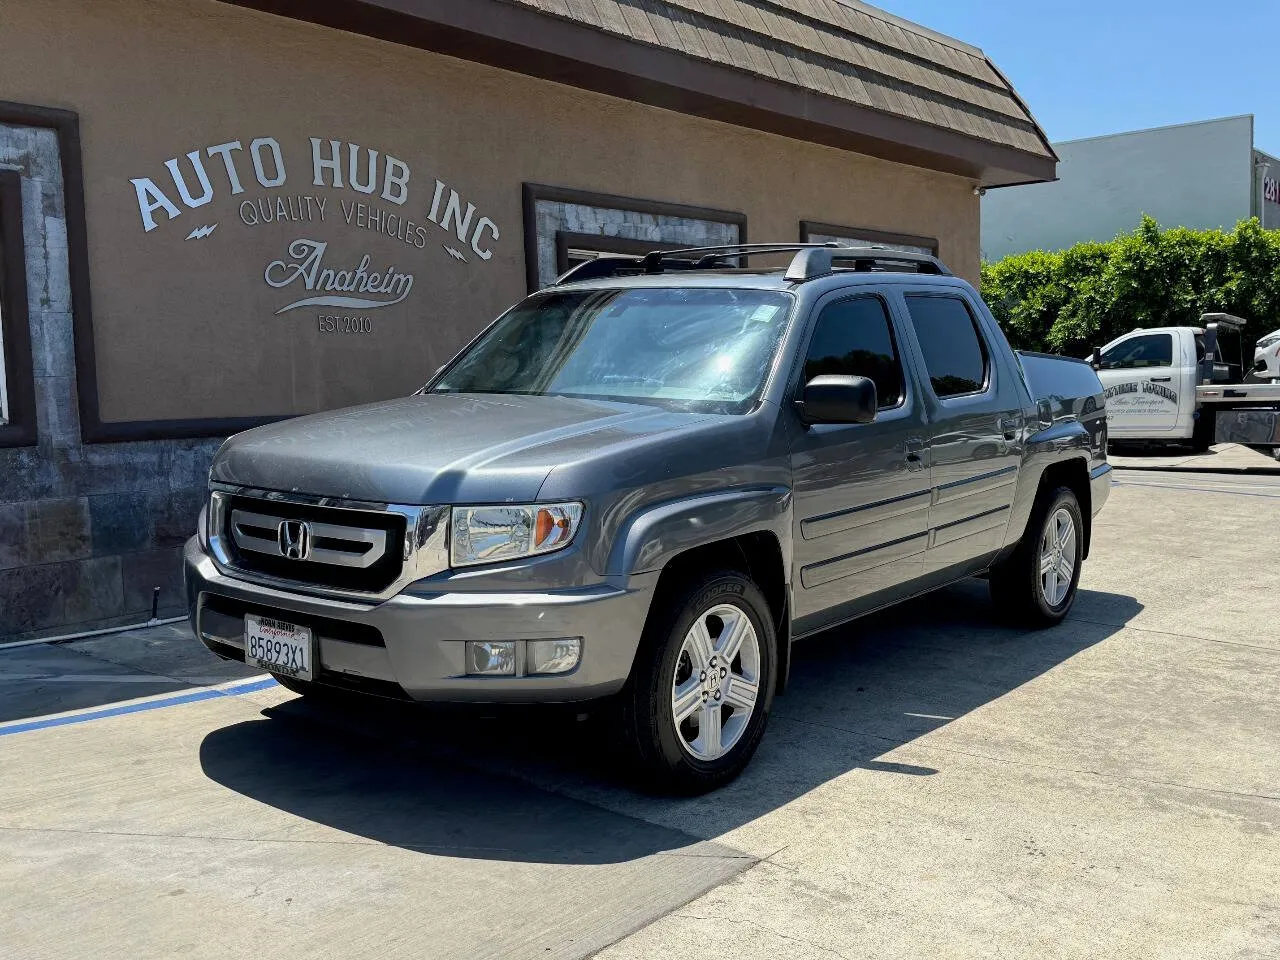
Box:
[128, 135, 502, 324]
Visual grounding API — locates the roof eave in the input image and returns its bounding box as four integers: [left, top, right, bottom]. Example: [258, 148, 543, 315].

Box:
[219, 0, 1058, 187]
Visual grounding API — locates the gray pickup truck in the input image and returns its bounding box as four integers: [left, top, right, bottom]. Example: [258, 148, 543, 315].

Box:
[187, 243, 1111, 792]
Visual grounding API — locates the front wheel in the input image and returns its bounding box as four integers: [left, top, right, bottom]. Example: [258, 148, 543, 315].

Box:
[990, 486, 1084, 627]
[621, 570, 776, 794]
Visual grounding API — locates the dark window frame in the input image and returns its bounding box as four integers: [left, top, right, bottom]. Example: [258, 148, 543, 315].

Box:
[903, 292, 992, 400]
[523, 183, 747, 293]
[800, 220, 939, 257]
[0, 168, 37, 448]
[794, 293, 907, 412]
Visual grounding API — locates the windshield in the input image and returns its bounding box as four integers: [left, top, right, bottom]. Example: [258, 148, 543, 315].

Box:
[431, 287, 794, 413]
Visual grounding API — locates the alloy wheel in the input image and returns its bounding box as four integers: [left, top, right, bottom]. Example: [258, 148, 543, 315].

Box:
[1039, 506, 1077, 607]
[670, 603, 762, 761]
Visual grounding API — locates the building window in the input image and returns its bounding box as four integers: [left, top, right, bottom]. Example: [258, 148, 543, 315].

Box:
[554, 232, 685, 277]
[524, 184, 746, 291]
[0, 168, 36, 446]
[800, 220, 938, 258]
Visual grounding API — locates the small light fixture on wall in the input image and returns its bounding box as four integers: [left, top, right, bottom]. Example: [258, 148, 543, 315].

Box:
[973, 185, 986, 197]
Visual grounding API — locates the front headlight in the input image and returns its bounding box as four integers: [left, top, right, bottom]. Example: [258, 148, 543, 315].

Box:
[1258, 333, 1280, 349]
[450, 502, 584, 568]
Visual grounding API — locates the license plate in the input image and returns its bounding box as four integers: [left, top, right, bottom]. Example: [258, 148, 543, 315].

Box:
[244, 614, 315, 681]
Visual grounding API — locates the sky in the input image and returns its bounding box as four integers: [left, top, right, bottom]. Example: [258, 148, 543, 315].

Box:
[873, 0, 1280, 154]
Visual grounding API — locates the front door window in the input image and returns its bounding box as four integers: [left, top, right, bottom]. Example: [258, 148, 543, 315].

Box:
[802, 295, 905, 408]
[1099, 333, 1174, 370]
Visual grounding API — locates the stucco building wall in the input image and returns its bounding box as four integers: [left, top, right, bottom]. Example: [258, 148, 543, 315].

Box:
[0, 0, 980, 638]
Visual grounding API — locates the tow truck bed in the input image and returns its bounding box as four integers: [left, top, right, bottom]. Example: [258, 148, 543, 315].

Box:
[1197, 382, 1280, 406]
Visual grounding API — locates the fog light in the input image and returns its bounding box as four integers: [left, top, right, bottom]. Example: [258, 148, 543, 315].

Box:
[466, 641, 516, 676]
[528, 638, 581, 675]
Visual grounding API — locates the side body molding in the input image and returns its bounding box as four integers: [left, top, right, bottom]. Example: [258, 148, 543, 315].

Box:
[607, 487, 794, 579]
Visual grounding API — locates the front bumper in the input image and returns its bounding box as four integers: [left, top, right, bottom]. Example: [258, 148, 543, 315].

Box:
[1255, 348, 1280, 380]
[184, 537, 657, 703]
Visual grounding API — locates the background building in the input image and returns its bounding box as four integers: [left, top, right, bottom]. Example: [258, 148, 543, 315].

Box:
[0, 0, 1054, 638]
[982, 115, 1280, 261]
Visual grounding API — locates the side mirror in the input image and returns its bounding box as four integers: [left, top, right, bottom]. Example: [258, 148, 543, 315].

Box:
[797, 375, 877, 425]
[1090, 347, 1102, 371]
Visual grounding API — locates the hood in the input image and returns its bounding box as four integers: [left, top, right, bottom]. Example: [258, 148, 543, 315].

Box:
[210, 393, 714, 505]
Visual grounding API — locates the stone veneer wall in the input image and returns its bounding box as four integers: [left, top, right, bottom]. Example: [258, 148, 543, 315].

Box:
[0, 122, 220, 640]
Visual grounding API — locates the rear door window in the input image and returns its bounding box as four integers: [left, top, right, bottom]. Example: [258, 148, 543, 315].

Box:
[802, 296, 905, 409]
[903, 295, 989, 398]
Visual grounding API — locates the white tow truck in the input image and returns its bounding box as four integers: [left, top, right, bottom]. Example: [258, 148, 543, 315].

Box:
[1092, 313, 1280, 451]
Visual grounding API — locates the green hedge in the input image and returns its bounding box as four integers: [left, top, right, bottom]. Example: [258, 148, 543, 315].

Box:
[980, 216, 1280, 358]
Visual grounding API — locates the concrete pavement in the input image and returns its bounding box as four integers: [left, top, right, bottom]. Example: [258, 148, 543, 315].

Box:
[0, 646, 750, 960]
[1, 469, 1277, 959]
[1108, 441, 1280, 474]
[594, 469, 1280, 959]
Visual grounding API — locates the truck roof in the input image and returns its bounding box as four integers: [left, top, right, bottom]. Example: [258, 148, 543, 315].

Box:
[1119, 326, 1205, 336]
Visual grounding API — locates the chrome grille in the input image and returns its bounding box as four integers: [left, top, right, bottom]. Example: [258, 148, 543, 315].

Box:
[230, 509, 388, 569]
[207, 488, 449, 600]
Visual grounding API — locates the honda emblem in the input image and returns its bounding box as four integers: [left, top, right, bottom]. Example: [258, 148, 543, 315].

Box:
[277, 520, 312, 561]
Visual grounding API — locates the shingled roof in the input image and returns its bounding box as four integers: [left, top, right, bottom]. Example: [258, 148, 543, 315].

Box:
[228, 0, 1057, 186]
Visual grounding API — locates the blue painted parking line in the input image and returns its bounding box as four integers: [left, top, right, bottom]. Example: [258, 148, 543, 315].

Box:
[0, 676, 279, 737]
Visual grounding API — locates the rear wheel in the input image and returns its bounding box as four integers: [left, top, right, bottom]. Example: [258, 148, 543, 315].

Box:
[621, 569, 776, 794]
[990, 486, 1084, 627]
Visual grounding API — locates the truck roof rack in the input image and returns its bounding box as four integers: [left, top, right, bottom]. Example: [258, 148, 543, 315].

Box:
[786, 245, 952, 280]
[553, 242, 952, 285]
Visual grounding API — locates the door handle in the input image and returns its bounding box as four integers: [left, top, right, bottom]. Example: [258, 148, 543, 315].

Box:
[999, 416, 1021, 440]
[905, 437, 926, 470]
[1151, 376, 1172, 382]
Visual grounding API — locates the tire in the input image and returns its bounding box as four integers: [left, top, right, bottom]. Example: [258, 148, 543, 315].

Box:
[621, 569, 777, 795]
[1190, 410, 1215, 453]
[990, 487, 1085, 627]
